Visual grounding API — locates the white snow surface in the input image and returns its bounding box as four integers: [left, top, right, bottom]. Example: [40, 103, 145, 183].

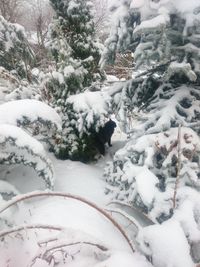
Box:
[138, 219, 194, 267]
[135, 167, 159, 207]
[67, 91, 111, 115]
[0, 127, 199, 266]
[0, 99, 61, 129]
[0, 124, 45, 154]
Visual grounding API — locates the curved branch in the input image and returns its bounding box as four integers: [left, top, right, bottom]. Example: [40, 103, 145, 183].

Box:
[0, 191, 135, 253]
[0, 224, 62, 239]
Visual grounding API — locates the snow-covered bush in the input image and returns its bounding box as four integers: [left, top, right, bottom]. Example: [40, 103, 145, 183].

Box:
[0, 16, 35, 79]
[54, 91, 112, 161]
[0, 67, 42, 104]
[105, 126, 200, 211]
[0, 124, 54, 189]
[0, 99, 62, 147]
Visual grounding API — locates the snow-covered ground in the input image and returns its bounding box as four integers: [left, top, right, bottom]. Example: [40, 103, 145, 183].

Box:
[0, 126, 151, 267]
[1, 119, 197, 266]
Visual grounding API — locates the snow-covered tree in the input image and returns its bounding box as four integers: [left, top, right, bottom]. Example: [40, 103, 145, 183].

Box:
[103, 0, 200, 263]
[42, 0, 107, 160]
[47, 0, 103, 100]
[0, 16, 35, 80]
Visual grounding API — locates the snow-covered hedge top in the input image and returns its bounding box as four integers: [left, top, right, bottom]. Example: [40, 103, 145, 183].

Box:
[66, 91, 112, 132]
[0, 124, 46, 154]
[67, 91, 111, 115]
[0, 124, 54, 189]
[0, 99, 62, 130]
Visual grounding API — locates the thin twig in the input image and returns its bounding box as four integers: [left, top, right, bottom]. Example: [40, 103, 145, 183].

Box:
[29, 241, 108, 267]
[173, 125, 182, 209]
[0, 224, 62, 239]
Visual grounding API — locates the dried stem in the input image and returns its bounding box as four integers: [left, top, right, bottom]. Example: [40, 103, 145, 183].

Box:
[0, 224, 62, 239]
[29, 241, 108, 267]
[44, 241, 108, 254]
[173, 125, 182, 209]
[0, 191, 135, 253]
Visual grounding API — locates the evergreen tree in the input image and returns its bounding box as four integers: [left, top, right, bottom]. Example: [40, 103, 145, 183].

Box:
[48, 0, 103, 99]
[103, 0, 200, 261]
[0, 16, 35, 80]
[46, 0, 105, 160]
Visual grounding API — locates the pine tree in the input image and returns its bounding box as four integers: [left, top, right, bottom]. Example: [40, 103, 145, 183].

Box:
[46, 0, 105, 160]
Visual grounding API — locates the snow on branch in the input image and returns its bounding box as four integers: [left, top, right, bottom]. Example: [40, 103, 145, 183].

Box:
[0, 124, 54, 189]
[66, 91, 112, 133]
[0, 99, 61, 144]
[133, 14, 170, 35]
[105, 126, 200, 220]
[130, 86, 200, 137]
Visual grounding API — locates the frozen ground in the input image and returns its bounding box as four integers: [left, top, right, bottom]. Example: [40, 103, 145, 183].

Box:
[0, 125, 151, 267]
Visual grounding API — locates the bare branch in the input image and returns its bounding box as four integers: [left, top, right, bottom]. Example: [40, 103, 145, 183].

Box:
[173, 125, 182, 209]
[0, 224, 62, 239]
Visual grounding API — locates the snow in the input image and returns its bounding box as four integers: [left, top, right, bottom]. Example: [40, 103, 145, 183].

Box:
[0, 99, 62, 129]
[67, 91, 111, 115]
[0, 126, 200, 266]
[167, 62, 197, 82]
[173, 0, 200, 13]
[0, 124, 54, 189]
[138, 219, 194, 267]
[135, 167, 159, 207]
[0, 124, 45, 154]
[133, 14, 170, 34]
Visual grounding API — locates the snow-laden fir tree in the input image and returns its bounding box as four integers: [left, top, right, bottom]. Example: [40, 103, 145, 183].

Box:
[47, 0, 103, 99]
[0, 16, 35, 80]
[45, 0, 106, 160]
[103, 0, 200, 263]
